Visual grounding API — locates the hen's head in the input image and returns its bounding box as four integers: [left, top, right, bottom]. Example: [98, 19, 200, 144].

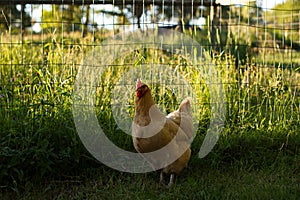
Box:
[136, 78, 149, 99]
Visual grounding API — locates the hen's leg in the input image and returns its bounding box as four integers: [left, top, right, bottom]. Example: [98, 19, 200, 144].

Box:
[166, 173, 175, 188]
[159, 170, 165, 186]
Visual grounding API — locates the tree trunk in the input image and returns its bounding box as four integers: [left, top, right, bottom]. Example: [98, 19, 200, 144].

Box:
[83, 5, 90, 37]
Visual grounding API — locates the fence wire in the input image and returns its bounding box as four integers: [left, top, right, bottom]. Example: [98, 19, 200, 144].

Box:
[0, 0, 299, 131]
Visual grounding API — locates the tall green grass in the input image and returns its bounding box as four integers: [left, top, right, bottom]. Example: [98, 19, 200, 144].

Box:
[0, 29, 299, 192]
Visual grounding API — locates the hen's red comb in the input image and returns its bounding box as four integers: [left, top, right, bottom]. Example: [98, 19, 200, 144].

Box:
[136, 78, 141, 89]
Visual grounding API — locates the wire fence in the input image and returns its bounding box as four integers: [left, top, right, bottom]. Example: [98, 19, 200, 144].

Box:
[0, 0, 299, 132]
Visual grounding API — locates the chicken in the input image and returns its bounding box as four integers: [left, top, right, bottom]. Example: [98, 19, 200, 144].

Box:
[132, 78, 194, 188]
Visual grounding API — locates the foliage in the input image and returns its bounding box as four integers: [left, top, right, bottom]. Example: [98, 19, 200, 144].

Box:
[0, 28, 299, 196]
[41, 5, 90, 33]
[264, 0, 300, 51]
[0, 5, 31, 32]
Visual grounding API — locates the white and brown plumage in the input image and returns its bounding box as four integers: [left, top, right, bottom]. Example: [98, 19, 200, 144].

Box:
[132, 78, 194, 188]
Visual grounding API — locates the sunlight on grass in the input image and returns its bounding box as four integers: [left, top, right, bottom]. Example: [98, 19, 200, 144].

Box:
[0, 29, 299, 197]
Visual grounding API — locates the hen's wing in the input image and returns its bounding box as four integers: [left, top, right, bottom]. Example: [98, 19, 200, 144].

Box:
[132, 104, 186, 153]
[166, 98, 194, 141]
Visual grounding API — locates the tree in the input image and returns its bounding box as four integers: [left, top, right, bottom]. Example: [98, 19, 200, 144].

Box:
[0, 4, 31, 33]
[264, 0, 300, 49]
[104, 3, 206, 29]
[267, 0, 300, 24]
[42, 5, 89, 34]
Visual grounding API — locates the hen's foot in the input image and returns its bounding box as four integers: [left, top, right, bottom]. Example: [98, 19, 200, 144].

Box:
[159, 172, 175, 189]
[159, 171, 165, 187]
[166, 173, 175, 188]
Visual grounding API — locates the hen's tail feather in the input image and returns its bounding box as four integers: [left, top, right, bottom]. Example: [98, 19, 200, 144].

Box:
[179, 97, 192, 113]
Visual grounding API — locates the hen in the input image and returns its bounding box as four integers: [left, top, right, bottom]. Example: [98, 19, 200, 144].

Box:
[132, 78, 194, 188]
